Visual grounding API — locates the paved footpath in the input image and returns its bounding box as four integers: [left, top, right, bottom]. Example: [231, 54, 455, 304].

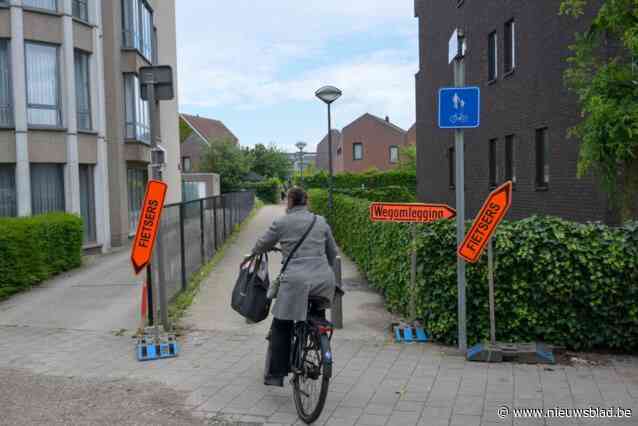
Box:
[0, 205, 637, 425]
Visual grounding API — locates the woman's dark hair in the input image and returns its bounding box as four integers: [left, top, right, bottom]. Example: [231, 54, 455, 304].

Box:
[287, 187, 307, 207]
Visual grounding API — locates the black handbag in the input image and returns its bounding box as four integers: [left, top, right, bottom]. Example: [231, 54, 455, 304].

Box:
[231, 253, 271, 323]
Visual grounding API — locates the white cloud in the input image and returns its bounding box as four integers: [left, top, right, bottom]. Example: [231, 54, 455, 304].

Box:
[176, 1, 418, 139]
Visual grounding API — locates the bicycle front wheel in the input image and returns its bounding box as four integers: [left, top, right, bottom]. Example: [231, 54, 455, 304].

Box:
[292, 332, 330, 424]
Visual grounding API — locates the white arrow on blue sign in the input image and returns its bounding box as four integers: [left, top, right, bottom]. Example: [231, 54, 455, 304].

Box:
[438, 87, 481, 129]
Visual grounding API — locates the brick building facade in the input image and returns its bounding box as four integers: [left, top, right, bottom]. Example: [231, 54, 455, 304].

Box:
[415, 0, 614, 223]
[315, 114, 406, 173]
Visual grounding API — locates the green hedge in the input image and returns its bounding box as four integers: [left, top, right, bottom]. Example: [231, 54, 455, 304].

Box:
[334, 186, 416, 203]
[299, 170, 416, 193]
[309, 189, 638, 351]
[242, 178, 281, 204]
[0, 213, 83, 300]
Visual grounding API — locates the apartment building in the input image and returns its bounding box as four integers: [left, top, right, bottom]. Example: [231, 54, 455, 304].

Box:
[0, 0, 181, 251]
[103, 0, 180, 247]
[415, 0, 612, 223]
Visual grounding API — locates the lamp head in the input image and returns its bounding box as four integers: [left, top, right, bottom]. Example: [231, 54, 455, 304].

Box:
[315, 86, 342, 104]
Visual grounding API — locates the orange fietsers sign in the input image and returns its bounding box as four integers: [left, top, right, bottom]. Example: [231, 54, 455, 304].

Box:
[370, 202, 456, 223]
[458, 181, 513, 263]
[131, 180, 168, 274]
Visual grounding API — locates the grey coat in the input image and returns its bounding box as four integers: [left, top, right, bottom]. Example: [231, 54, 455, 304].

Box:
[252, 206, 337, 321]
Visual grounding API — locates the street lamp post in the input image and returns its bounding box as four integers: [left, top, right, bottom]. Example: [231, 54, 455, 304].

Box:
[315, 86, 342, 219]
[295, 141, 307, 186]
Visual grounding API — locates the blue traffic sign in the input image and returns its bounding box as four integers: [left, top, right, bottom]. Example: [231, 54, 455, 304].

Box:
[438, 87, 480, 129]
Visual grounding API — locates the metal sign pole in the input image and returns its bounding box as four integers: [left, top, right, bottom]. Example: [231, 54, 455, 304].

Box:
[488, 238, 496, 345]
[409, 223, 417, 322]
[454, 54, 467, 352]
[146, 80, 169, 330]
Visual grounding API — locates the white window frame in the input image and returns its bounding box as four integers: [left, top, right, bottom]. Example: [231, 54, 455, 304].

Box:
[488, 31, 498, 81]
[353, 143, 363, 161]
[23, 0, 57, 12]
[389, 145, 399, 163]
[505, 20, 516, 73]
[123, 73, 150, 144]
[72, 0, 89, 22]
[122, 0, 154, 62]
[0, 39, 12, 128]
[25, 41, 61, 128]
[74, 50, 92, 131]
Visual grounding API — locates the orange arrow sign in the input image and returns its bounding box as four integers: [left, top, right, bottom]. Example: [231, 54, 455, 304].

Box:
[370, 202, 456, 223]
[131, 180, 168, 274]
[458, 181, 513, 263]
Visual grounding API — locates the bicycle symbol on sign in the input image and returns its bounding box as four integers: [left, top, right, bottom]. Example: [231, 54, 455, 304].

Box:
[450, 113, 469, 124]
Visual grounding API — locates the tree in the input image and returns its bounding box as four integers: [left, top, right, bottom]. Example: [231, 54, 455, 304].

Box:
[398, 145, 417, 173]
[199, 137, 251, 193]
[244, 143, 293, 181]
[561, 0, 638, 221]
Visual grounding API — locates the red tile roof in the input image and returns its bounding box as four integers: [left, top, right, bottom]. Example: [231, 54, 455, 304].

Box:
[180, 113, 239, 145]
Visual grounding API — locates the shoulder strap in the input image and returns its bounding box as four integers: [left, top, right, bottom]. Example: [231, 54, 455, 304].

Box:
[280, 214, 317, 276]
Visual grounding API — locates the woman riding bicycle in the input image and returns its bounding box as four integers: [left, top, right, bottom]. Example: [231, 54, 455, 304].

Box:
[251, 186, 338, 387]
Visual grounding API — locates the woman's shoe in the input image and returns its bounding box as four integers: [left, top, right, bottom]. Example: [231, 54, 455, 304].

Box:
[264, 375, 284, 387]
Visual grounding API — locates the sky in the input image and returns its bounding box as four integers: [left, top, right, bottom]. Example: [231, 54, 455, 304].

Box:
[175, 1, 418, 154]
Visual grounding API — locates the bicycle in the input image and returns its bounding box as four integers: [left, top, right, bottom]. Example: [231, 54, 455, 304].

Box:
[290, 296, 334, 424]
[264, 249, 334, 424]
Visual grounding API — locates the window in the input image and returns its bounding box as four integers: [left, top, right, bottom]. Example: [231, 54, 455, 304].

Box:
[0, 40, 12, 127]
[449, 146, 455, 188]
[337, 147, 342, 156]
[489, 138, 497, 188]
[124, 74, 150, 143]
[182, 157, 191, 172]
[74, 50, 91, 131]
[504, 20, 516, 73]
[23, 0, 57, 11]
[127, 166, 147, 233]
[25, 42, 60, 127]
[535, 128, 550, 188]
[353, 143, 363, 161]
[122, 0, 153, 60]
[488, 31, 498, 81]
[389, 146, 399, 163]
[31, 164, 65, 215]
[79, 164, 96, 243]
[0, 1, 9, 7]
[504, 134, 516, 184]
[0, 164, 16, 217]
[72, 0, 89, 21]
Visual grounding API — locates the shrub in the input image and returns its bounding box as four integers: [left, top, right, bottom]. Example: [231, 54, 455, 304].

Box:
[299, 169, 416, 193]
[0, 213, 83, 299]
[334, 186, 416, 203]
[242, 178, 281, 204]
[308, 189, 638, 351]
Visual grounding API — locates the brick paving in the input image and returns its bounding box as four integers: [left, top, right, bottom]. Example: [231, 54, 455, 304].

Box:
[0, 205, 637, 425]
[0, 325, 636, 425]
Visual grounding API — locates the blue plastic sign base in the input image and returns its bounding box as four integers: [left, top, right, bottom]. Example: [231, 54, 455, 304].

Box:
[136, 336, 179, 361]
[394, 322, 428, 344]
[467, 343, 503, 363]
[467, 342, 555, 364]
[438, 87, 481, 129]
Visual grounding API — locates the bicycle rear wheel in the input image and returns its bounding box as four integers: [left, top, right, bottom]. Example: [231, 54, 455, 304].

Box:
[292, 330, 330, 424]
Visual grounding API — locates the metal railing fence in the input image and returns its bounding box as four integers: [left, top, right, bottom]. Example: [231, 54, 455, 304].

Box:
[156, 190, 255, 302]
